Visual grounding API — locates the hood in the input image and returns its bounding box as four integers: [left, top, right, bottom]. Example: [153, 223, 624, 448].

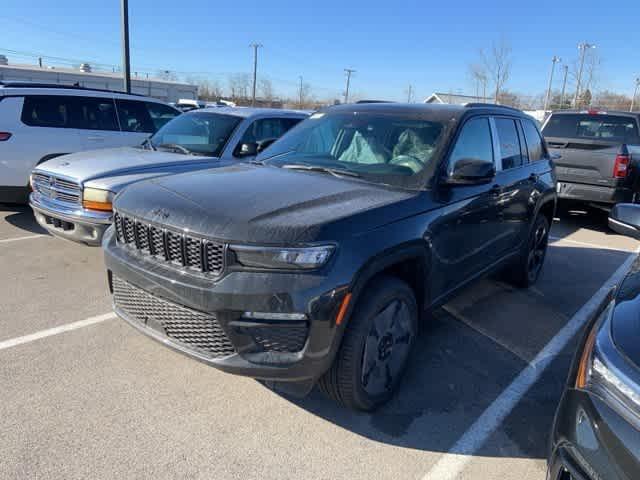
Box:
[611, 260, 640, 369]
[114, 163, 416, 244]
[35, 147, 218, 184]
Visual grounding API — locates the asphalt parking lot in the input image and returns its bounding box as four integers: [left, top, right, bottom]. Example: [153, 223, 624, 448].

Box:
[1, 204, 638, 480]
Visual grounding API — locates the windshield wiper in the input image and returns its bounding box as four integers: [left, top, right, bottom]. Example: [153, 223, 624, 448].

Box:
[156, 143, 194, 155]
[141, 138, 156, 151]
[281, 163, 361, 178]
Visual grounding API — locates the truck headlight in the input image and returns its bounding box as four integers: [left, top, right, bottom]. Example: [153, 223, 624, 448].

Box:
[82, 187, 114, 212]
[576, 301, 640, 427]
[230, 245, 335, 270]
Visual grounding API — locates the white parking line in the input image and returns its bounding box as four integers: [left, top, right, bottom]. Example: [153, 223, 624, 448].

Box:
[0, 312, 116, 351]
[0, 234, 48, 244]
[421, 248, 638, 480]
[549, 235, 635, 252]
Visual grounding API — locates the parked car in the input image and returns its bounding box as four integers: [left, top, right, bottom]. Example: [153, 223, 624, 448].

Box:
[29, 107, 308, 245]
[542, 109, 640, 210]
[548, 203, 640, 480]
[0, 81, 180, 203]
[103, 102, 556, 411]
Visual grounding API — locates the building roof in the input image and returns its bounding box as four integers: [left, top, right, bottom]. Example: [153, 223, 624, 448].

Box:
[425, 92, 493, 105]
[0, 62, 192, 87]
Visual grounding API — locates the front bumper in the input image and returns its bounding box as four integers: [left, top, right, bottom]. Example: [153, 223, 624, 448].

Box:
[548, 388, 640, 480]
[103, 227, 350, 383]
[30, 192, 111, 246]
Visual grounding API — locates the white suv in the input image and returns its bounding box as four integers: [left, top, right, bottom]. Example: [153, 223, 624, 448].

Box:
[0, 82, 180, 203]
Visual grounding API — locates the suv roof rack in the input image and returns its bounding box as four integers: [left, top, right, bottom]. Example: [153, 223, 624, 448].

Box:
[0, 81, 144, 96]
[464, 102, 522, 113]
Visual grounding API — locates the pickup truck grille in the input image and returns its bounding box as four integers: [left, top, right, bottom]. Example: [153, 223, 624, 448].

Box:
[31, 173, 81, 205]
[112, 275, 235, 358]
[113, 211, 225, 276]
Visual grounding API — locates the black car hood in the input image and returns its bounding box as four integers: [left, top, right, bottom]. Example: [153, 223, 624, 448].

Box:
[612, 259, 640, 369]
[114, 163, 416, 244]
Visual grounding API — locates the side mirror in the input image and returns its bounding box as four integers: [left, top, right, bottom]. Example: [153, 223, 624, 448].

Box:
[257, 137, 278, 153]
[445, 158, 496, 185]
[237, 142, 258, 157]
[609, 203, 640, 239]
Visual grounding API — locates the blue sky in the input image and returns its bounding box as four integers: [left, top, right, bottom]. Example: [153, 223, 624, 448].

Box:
[3, 0, 639, 102]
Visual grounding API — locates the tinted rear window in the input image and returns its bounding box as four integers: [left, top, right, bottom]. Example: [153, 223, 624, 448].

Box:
[21, 95, 119, 131]
[543, 114, 639, 142]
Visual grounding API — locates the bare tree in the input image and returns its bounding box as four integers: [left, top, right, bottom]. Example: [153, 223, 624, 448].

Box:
[570, 49, 601, 106]
[479, 39, 512, 103]
[298, 82, 314, 108]
[228, 73, 251, 100]
[186, 76, 224, 101]
[594, 90, 632, 110]
[258, 78, 274, 101]
[468, 63, 488, 101]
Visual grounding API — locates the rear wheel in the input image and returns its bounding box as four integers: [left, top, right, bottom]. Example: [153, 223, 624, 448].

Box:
[504, 215, 549, 288]
[318, 276, 418, 411]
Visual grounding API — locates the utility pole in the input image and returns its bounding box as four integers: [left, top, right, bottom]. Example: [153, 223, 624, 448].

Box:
[343, 68, 356, 103]
[249, 43, 262, 107]
[559, 65, 569, 110]
[407, 84, 413, 103]
[121, 0, 131, 94]
[298, 75, 303, 107]
[631, 77, 640, 112]
[543, 56, 561, 112]
[574, 42, 595, 107]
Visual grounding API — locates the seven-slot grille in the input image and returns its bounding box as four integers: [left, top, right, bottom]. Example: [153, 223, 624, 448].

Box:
[113, 211, 225, 276]
[112, 276, 235, 358]
[31, 172, 81, 205]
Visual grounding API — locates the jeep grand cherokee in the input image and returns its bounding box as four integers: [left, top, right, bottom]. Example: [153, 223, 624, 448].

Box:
[103, 102, 556, 411]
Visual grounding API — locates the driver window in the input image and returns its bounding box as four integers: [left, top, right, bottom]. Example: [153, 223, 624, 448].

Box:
[115, 99, 155, 133]
[448, 118, 494, 173]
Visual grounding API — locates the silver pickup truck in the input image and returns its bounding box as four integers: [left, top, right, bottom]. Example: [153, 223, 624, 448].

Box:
[29, 107, 308, 245]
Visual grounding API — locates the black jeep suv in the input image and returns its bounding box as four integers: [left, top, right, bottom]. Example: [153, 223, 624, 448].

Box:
[104, 103, 556, 411]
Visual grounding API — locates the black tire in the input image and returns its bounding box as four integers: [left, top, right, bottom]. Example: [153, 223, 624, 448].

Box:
[504, 215, 550, 288]
[318, 275, 418, 411]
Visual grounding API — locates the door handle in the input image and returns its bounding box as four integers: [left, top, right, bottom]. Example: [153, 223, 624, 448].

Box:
[489, 184, 502, 195]
[529, 172, 539, 181]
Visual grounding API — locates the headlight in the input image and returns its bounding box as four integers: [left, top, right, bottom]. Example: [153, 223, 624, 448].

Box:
[230, 245, 335, 270]
[576, 301, 640, 427]
[82, 187, 114, 212]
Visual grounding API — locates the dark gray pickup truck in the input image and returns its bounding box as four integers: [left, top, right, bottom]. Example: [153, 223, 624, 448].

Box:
[542, 110, 640, 209]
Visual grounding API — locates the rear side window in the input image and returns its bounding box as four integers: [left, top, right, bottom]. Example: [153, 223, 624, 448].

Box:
[449, 117, 494, 172]
[238, 117, 302, 144]
[543, 114, 639, 142]
[494, 118, 525, 170]
[146, 102, 180, 131]
[116, 99, 155, 133]
[21, 95, 118, 131]
[522, 119, 545, 162]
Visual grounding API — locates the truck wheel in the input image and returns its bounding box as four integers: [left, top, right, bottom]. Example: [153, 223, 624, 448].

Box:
[318, 275, 417, 411]
[504, 215, 549, 288]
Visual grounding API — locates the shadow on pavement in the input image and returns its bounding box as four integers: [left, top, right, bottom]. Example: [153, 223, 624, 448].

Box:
[273, 243, 631, 460]
[0, 204, 48, 235]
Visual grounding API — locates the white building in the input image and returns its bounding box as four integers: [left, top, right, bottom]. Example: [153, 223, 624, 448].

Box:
[425, 92, 493, 105]
[0, 63, 197, 103]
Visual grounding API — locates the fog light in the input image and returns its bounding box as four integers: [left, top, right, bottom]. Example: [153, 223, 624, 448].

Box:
[242, 312, 307, 321]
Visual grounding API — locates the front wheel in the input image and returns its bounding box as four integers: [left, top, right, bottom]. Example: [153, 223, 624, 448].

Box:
[504, 215, 550, 288]
[318, 275, 418, 411]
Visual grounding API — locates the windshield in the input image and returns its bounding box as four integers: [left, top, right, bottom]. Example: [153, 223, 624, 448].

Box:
[262, 111, 446, 187]
[543, 114, 640, 143]
[150, 112, 242, 156]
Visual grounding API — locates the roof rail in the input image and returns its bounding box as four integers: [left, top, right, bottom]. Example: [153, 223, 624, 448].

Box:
[0, 81, 145, 96]
[465, 102, 522, 112]
[355, 99, 396, 104]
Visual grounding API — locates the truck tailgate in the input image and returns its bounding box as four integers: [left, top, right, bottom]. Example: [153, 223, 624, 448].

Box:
[546, 138, 620, 187]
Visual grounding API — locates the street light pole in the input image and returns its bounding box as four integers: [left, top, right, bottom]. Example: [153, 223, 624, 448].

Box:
[543, 56, 561, 112]
[631, 77, 640, 112]
[250, 43, 262, 107]
[344, 68, 356, 104]
[559, 65, 569, 110]
[574, 42, 595, 107]
[298, 75, 303, 107]
[120, 0, 131, 93]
